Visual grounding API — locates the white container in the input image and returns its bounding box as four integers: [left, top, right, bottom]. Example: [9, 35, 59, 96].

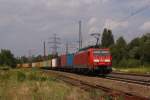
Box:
[32, 63, 36, 68]
[48, 60, 52, 67]
[52, 58, 57, 67]
[43, 61, 47, 67]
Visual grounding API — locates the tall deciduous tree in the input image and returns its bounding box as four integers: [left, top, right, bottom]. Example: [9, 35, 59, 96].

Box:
[101, 28, 114, 47]
[111, 37, 127, 66]
[0, 49, 16, 67]
[116, 37, 127, 48]
[143, 39, 150, 63]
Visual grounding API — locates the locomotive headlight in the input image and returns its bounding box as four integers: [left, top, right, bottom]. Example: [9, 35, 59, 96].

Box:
[94, 59, 99, 62]
[105, 59, 110, 62]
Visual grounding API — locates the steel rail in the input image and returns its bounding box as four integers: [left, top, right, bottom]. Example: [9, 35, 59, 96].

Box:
[105, 76, 150, 86]
[112, 72, 150, 77]
[107, 72, 150, 86]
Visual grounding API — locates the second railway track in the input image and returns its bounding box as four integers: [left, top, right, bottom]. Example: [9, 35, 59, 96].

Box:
[106, 72, 150, 86]
[42, 69, 150, 99]
[106, 73, 150, 86]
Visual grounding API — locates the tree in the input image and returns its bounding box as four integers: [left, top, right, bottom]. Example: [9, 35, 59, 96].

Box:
[101, 28, 114, 47]
[127, 37, 140, 60]
[142, 39, 150, 65]
[110, 33, 150, 67]
[108, 29, 114, 45]
[19, 56, 28, 63]
[138, 34, 150, 66]
[111, 37, 127, 66]
[34, 55, 43, 62]
[128, 37, 140, 50]
[129, 46, 140, 59]
[116, 37, 127, 48]
[0, 49, 16, 67]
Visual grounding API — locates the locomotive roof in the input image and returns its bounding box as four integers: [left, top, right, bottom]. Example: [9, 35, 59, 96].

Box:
[79, 45, 109, 51]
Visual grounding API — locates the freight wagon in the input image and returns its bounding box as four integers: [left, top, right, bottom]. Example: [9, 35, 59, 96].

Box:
[52, 58, 58, 68]
[17, 64, 21, 68]
[60, 55, 67, 67]
[22, 63, 30, 68]
[42, 60, 52, 68]
[32, 63, 36, 68]
[67, 54, 74, 67]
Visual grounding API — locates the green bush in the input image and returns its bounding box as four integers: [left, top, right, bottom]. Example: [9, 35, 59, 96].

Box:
[0, 72, 10, 80]
[118, 58, 128, 67]
[143, 61, 150, 67]
[0, 49, 16, 68]
[17, 71, 26, 82]
[127, 59, 141, 67]
[28, 72, 38, 81]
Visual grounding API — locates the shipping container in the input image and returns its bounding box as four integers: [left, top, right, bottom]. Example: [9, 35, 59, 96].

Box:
[43, 61, 48, 67]
[39, 61, 43, 68]
[52, 58, 57, 67]
[32, 63, 36, 68]
[47, 60, 52, 67]
[45, 60, 52, 67]
[57, 57, 61, 67]
[22, 63, 30, 68]
[60, 55, 67, 67]
[66, 54, 74, 67]
[35, 62, 41, 68]
[17, 64, 21, 68]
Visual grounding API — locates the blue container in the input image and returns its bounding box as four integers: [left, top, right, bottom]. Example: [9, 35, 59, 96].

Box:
[67, 54, 74, 67]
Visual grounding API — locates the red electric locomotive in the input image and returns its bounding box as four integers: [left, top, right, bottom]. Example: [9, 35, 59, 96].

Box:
[73, 47, 112, 74]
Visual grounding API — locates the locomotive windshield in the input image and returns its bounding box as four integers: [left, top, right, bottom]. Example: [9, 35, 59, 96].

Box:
[93, 50, 110, 56]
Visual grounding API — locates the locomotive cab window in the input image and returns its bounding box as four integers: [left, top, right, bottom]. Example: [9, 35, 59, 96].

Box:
[93, 50, 110, 56]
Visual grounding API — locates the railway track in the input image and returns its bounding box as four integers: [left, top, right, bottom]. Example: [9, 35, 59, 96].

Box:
[42, 69, 150, 99]
[112, 72, 150, 77]
[106, 72, 150, 86]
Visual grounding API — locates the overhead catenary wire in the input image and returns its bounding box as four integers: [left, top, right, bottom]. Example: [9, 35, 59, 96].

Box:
[60, 40, 79, 54]
[119, 2, 150, 22]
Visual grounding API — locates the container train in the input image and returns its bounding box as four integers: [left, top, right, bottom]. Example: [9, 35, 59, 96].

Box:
[18, 47, 112, 75]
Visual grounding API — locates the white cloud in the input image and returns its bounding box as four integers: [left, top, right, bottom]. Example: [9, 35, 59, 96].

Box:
[141, 21, 150, 31]
[88, 17, 97, 26]
[0, 15, 24, 27]
[103, 19, 129, 30]
[89, 27, 99, 33]
[102, 0, 109, 3]
[127, 0, 150, 8]
[47, 0, 79, 8]
[46, 0, 100, 8]
[87, 17, 99, 33]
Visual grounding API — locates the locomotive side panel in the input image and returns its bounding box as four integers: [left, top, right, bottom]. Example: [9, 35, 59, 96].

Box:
[73, 51, 89, 68]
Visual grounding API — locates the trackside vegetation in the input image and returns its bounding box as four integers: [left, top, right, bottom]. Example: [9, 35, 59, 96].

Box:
[0, 49, 16, 68]
[0, 68, 124, 100]
[101, 28, 150, 70]
[113, 67, 150, 74]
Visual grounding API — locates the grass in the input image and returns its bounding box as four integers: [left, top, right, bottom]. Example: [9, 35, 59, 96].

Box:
[0, 68, 120, 100]
[0, 66, 10, 70]
[113, 66, 150, 74]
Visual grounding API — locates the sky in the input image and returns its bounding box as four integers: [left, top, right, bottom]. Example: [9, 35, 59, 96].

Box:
[0, 0, 150, 56]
